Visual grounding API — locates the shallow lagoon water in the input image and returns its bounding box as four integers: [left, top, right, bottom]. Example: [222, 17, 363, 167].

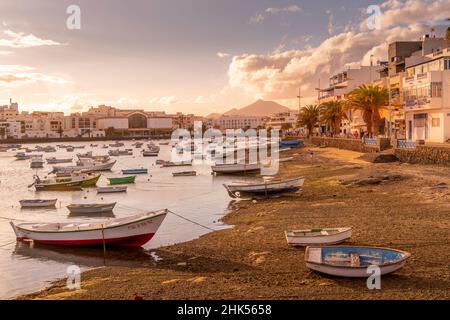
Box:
[0, 141, 258, 299]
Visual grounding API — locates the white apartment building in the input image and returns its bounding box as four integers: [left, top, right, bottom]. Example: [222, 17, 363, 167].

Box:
[318, 65, 382, 135]
[213, 115, 265, 130]
[265, 112, 298, 130]
[403, 47, 450, 143]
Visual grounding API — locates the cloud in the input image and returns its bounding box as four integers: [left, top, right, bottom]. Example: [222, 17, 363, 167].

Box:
[117, 97, 139, 105]
[217, 52, 230, 58]
[326, 10, 334, 35]
[148, 96, 178, 106]
[0, 64, 71, 87]
[266, 5, 302, 15]
[227, 0, 450, 102]
[0, 29, 61, 48]
[249, 13, 265, 25]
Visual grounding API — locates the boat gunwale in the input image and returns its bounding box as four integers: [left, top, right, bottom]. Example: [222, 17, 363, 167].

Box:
[285, 227, 352, 238]
[227, 176, 304, 188]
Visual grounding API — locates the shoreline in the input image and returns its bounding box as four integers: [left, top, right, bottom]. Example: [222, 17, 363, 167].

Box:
[18, 146, 450, 300]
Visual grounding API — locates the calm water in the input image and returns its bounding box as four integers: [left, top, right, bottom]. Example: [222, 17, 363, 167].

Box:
[0, 141, 253, 299]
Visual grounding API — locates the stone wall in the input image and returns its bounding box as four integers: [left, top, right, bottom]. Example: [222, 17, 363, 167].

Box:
[395, 146, 450, 166]
[311, 137, 379, 153]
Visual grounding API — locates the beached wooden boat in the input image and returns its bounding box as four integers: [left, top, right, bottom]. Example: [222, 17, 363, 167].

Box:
[19, 199, 57, 208]
[212, 163, 261, 175]
[76, 151, 93, 158]
[109, 149, 133, 156]
[172, 171, 197, 177]
[223, 176, 304, 198]
[52, 160, 116, 174]
[67, 202, 116, 214]
[46, 157, 73, 164]
[122, 168, 148, 174]
[285, 227, 352, 246]
[97, 186, 128, 194]
[108, 175, 136, 185]
[304, 246, 411, 277]
[66, 146, 74, 152]
[159, 142, 170, 145]
[10, 209, 168, 247]
[33, 174, 100, 191]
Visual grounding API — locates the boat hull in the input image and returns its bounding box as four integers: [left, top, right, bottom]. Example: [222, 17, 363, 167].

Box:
[224, 177, 304, 198]
[67, 203, 116, 214]
[20, 199, 57, 208]
[304, 246, 410, 277]
[11, 211, 167, 247]
[97, 186, 128, 193]
[212, 163, 261, 175]
[122, 169, 148, 174]
[108, 176, 136, 185]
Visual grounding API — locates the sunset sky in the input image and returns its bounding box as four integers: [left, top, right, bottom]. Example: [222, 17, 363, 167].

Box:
[1, 0, 450, 115]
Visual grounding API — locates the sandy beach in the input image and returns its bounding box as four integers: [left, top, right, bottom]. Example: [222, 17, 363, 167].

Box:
[19, 146, 450, 300]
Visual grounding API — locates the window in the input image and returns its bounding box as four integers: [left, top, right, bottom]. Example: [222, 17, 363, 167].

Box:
[431, 82, 442, 97]
[432, 118, 440, 127]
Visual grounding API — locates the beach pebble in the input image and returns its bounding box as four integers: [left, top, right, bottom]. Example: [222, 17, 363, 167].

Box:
[177, 262, 187, 267]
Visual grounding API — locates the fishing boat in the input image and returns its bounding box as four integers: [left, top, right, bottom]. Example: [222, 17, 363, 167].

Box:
[160, 161, 192, 168]
[66, 146, 74, 152]
[32, 174, 101, 191]
[52, 160, 116, 174]
[67, 202, 116, 214]
[90, 144, 98, 147]
[159, 141, 169, 145]
[46, 157, 73, 164]
[19, 199, 58, 208]
[172, 171, 197, 177]
[212, 163, 261, 175]
[30, 156, 44, 169]
[108, 175, 136, 185]
[223, 176, 304, 198]
[147, 144, 160, 152]
[97, 186, 128, 194]
[109, 149, 132, 156]
[304, 246, 411, 277]
[10, 209, 168, 247]
[14, 152, 31, 160]
[122, 168, 148, 174]
[285, 227, 352, 246]
[102, 144, 109, 149]
[73, 145, 85, 149]
[280, 140, 303, 148]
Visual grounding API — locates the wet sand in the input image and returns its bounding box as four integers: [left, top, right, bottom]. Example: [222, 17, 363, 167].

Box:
[19, 146, 450, 300]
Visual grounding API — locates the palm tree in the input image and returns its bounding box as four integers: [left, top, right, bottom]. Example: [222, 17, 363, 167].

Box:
[319, 101, 347, 136]
[298, 104, 321, 137]
[345, 84, 388, 137]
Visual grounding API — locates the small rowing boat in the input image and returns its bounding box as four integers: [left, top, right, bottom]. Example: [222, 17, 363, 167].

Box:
[280, 140, 303, 148]
[285, 227, 352, 246]
[14, 152, 31, 160]
[212, 163, 261, 175]
[97, 186, 128, 194]
[142, 150, 159, 157]
[122, 169, 148, 175]
[159, 142, 169, 145]
[30, 156, 44, 169]
[223, 176, 304, 198]
[10, 209, 168, 247]
[52, 160, 116, 174]
[108, 175, 136, 185]
[19, 199, 57, 208]
[67, 202, 116, 214]
[172, 171, 197, 177]
[160, 161, 192, 167]
[304, 246, 411, 277]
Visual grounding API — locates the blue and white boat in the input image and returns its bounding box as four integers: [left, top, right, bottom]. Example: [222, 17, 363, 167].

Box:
[122, 168, 148, 175]
[223, 176, 304, 198]
[305, 246, 411, 277]
[280, 139, 304, 148]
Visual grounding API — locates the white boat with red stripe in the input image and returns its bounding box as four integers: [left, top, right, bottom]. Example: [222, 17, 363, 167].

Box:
[10, 209, 168, 247]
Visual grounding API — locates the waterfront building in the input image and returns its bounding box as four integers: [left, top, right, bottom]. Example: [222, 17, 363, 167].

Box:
[317, 65, 382, 135]
[403, 46, 450, 143]
[264, 112, 298, 130]
[213, 115, 265, 130]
